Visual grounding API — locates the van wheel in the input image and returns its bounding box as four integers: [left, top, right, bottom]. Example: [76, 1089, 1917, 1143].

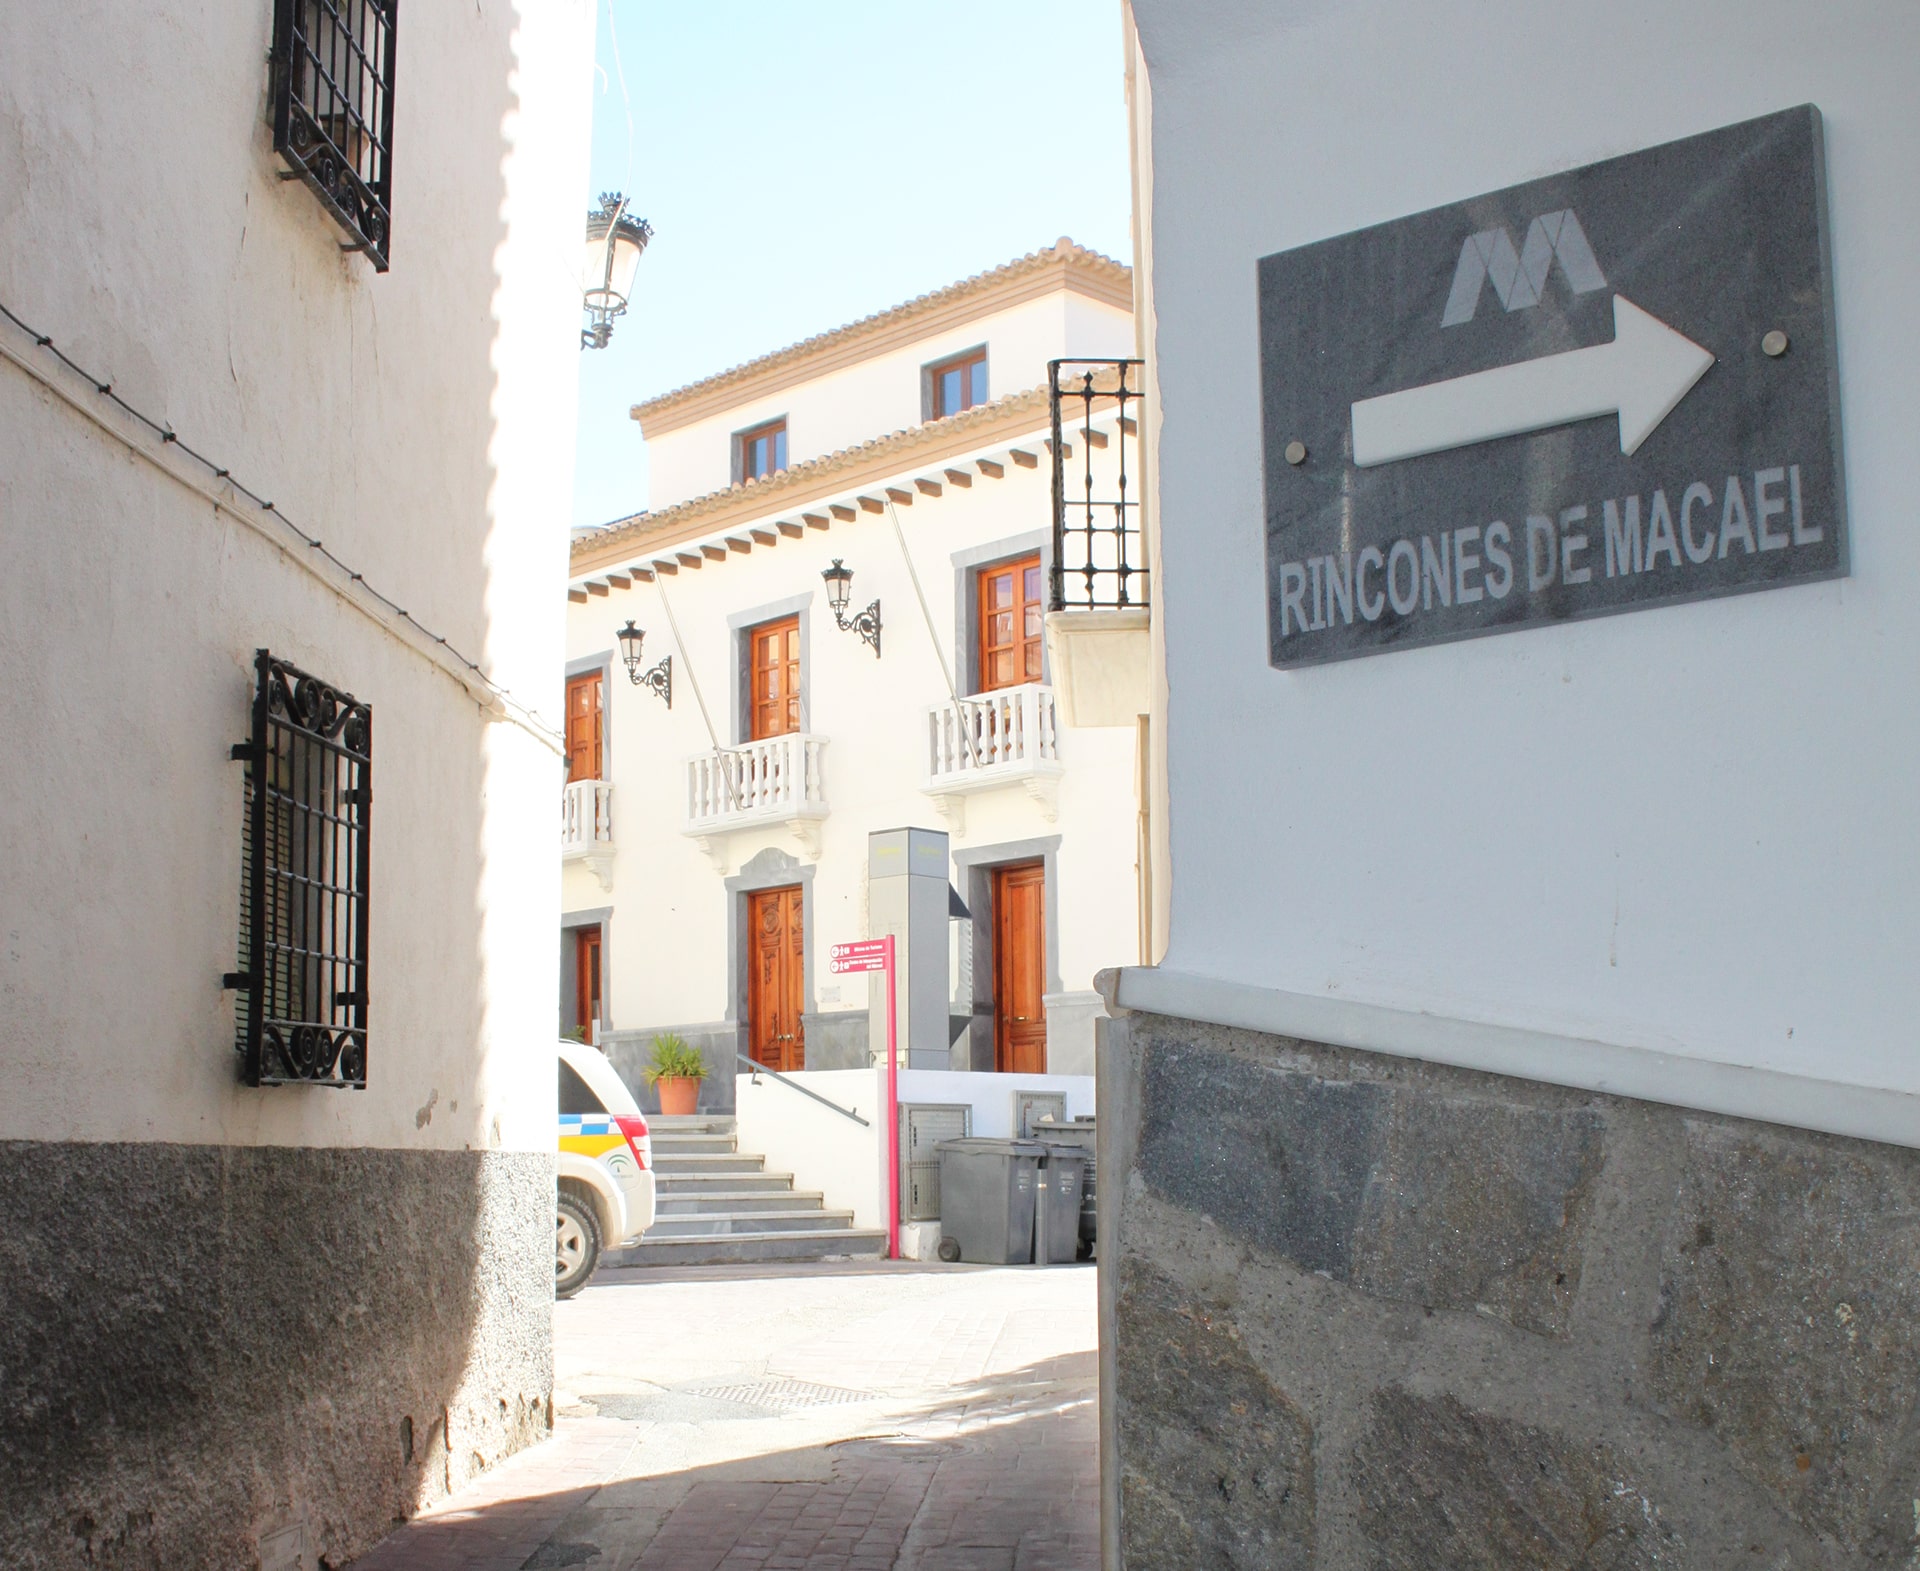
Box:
[556, 1189, 602, 1299]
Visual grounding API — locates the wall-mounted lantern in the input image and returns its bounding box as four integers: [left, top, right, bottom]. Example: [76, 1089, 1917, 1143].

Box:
[616, 620, 672, 706]
[821, 560, 882, 658]
[582, 193, 652, 350]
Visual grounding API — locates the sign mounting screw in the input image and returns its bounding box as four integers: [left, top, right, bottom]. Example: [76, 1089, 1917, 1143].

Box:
[1762, 329, 1790, 357]
[1284, 440, 1308, 466]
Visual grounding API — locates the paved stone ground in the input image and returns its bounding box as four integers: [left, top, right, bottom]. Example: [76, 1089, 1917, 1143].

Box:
[346, 1259, 1097, 1571]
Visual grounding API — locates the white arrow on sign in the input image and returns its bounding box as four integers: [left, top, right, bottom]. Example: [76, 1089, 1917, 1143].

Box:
[1350, 294, 1714, 467]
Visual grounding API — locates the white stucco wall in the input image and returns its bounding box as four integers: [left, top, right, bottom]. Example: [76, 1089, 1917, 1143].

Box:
[1128, 0, 1920, 1105]
[0, 1, 593, 1152]
[566, 422, 1140, 1058]
[641, 291, 1136, 510]
[734, 1068, 885, 1229]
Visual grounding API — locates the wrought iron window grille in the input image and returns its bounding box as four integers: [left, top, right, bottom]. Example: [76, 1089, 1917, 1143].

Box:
[1048, 358, 1148, 611]
[226, 650, 372, 1088]
[269, 0, 398, 270]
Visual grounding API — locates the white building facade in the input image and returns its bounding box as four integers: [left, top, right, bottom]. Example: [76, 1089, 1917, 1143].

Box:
[1, 4, 592, 1565]
[564, 242, 1144, 1108]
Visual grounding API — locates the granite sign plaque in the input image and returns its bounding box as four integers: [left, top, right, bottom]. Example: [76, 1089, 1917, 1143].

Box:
[1259, 105, 1847, 668]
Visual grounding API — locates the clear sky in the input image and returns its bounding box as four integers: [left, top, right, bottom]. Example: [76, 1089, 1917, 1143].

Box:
[571, 2, 1134, 531]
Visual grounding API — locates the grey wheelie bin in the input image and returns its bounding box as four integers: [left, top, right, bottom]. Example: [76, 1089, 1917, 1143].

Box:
[935, 1137, 1046, 1264]
[1034, 1116, 1097, 1256]
[1033, 1143, 1088, 1265]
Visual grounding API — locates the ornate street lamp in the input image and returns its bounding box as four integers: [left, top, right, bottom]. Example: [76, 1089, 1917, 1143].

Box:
[582, 193, 652, 350]
[616, 620, 672, 706]
[821, 560, 881, 658]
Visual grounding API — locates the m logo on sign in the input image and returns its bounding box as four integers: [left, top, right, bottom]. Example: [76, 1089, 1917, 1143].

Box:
[1441, 209, 1607, 326]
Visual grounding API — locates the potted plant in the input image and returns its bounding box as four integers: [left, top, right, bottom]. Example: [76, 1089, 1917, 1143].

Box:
[643, 1032, 707, 1116]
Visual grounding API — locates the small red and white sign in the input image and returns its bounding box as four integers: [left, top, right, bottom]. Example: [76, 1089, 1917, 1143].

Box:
[829, 938, 891, 974]
[826, 936, 901, 1261]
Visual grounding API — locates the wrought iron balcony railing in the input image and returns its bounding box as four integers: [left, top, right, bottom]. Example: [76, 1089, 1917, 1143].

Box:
[1049, 358, 1147, 611]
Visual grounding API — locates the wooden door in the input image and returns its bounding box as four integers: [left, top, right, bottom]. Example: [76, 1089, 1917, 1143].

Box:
[747, 886, 805, 1073]
[993, 861, 1047, 1073]
[749, 616, 801, 740]
[978, 554, 1044, 692]
[565, 670, 603, 782]
[574, 925, 602, 1043]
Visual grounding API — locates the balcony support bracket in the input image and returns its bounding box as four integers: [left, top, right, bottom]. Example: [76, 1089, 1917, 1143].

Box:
[1022, 775, 1061, 823]
[927, 793, 967, 835]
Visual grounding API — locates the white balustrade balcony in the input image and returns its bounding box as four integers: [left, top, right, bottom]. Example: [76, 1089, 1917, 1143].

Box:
[685, 733, 830, 864]
[561, 778, 615, 890]
[923, 684, 1064, 830]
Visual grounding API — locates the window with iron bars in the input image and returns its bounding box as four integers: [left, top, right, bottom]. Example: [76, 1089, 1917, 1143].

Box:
[1048, 359, 1148, 610]
[269, 0, 397, 270]
[227, 651, 372, 1087]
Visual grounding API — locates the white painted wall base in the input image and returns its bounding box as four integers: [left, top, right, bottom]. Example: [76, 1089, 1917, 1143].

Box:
[1043, 991, 1108, 1078]
[898, 1221, 945, 1261]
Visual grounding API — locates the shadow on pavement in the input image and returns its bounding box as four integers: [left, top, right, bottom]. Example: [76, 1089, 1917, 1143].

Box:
[590, 1256, 1044, 1288]
[344, 1352, 1099, 1571]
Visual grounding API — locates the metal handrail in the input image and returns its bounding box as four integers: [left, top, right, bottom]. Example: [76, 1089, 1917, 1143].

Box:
[736, 1053, 870, 1126]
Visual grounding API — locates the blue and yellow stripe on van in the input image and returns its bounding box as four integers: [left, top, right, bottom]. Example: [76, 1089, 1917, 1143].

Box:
[558, 1112, 625, 1158]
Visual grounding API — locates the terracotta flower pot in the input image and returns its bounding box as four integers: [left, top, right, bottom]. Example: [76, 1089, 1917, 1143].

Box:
[656, 1075, 701, 1116]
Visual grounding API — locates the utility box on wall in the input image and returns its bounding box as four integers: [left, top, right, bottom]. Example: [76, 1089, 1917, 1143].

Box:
[867, 827, 953, 1069]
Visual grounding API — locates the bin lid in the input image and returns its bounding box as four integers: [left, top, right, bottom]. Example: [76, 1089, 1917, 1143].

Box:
[1036, 1141, 1090, 1160]
[936, 1137, 1047, 1158]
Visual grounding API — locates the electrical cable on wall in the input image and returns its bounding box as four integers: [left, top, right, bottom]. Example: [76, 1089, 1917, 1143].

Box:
[0, 301, 564, 752]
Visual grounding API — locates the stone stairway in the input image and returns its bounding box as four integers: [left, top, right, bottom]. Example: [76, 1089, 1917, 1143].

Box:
[607, 1114, 887, 1267]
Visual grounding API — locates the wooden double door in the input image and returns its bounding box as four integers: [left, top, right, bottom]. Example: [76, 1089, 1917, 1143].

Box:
[747, 885, 805, 1073]
[993, 861, 1047, 1074]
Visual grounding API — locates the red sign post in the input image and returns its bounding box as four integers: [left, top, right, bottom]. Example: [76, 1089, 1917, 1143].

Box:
[828, 936, 899, 1259]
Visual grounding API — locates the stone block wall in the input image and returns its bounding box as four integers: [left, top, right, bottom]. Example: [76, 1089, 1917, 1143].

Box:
[0, 1143, 553, 1570]
[1100, 1012, 1920, 1568]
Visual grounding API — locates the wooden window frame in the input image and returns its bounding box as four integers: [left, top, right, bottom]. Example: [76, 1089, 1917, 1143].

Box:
[737, 418, 789, 484]
[565, 668, 605, 783]
[975, 552, 1045, 694]
[928, 348, 989, 420]
[747, 614, 803, 741]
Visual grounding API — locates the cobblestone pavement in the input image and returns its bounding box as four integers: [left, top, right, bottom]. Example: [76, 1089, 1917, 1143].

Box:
[347, 1259, 1097, 1571]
